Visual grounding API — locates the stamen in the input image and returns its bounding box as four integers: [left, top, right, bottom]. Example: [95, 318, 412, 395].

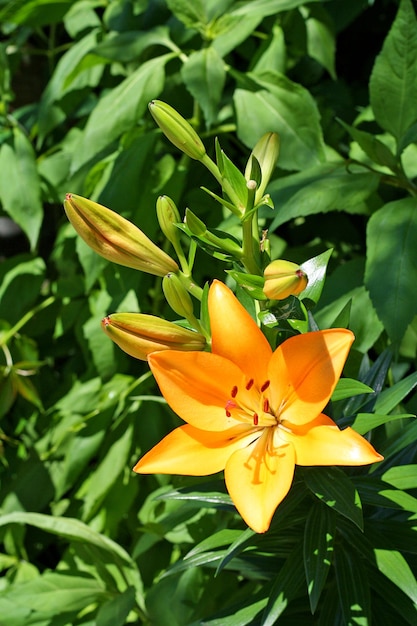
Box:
[231, 385, 238, 398]
[260, 380, 270, 392]
[263, 398, 269, 413]
[253, 413, 259, 426]
[225, 400, 237, 418]
[246, 378, 254, 390]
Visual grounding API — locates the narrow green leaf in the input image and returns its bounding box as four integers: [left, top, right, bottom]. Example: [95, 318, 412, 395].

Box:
[332, 379, 374, 403]
[304, 467, 363, 530]
[181, 48, 226, 127]
[370, 0, 417, 143]
[374, 549, 417, 604]
[382, 464, 417, 489]
[352, 413, 413, 435]
[365, 197, 417, 344]
[335, 544, 372, 626]
[0, 128, 43, 250]
[374, 371, 417, 414]
[261, 543, 305, 626]
[92, 26, 175, 62]
[235, 71, 326, 171]
[267, 163, 379, 229]
[303, 503, 335, 614]
[300, 248, 333, 309]
[379, 418, 417, 460]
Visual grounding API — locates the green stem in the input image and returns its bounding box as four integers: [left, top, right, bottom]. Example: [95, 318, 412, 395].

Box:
[0, 296, 55, 348]
[241, 211, 261, 275]
[177, 272, 204, 301]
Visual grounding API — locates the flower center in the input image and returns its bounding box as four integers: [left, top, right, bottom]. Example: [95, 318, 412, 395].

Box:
[224, 378, 277, 428]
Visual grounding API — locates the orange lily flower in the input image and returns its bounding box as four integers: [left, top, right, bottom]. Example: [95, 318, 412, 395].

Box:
[135, 280, 383, 533]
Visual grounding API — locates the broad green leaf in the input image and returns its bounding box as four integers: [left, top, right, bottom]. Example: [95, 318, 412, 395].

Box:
[253, 24, 286, 75]
[166, 0, 206, 28]
[332, 379, 374, 403]
[303, 503, 335, 614]
[260, 543, 305, 626]
[0, 0, 73, 27]
[374, 549, 417, 604]
[383, 464, 417, 489]
[1, 571, 106, 612]
[338, 119, 398, 171]
[212, 15, 262, 58]
[70, 54, 171, 172]
[0, 255, 46, 325]
[374, 371, 417, 414]
[231, 0, 322, 17]
[92, 26, 175, 62]
[365, 197, 417, 344]
[306, 6, 336, 80]
[0, 512, 136, 567]
[304, 467, 363, 530]
[235, 72, 326, 171]
[370, 0, 417, 144]
[335, 544, 371, 626]
[95, 586, 136, 626]
[181, 48, 226, 127]
[352, 413, 413, 435]
[266, 163, 379, 229]
[300, 248, 333, 309]
[78, 422, 135, 520]
[0, 128, 43, 250]
[37, 31, 102, 141]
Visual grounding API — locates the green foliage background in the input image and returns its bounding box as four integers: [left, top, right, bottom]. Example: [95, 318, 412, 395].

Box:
[1, 0, 417, 624]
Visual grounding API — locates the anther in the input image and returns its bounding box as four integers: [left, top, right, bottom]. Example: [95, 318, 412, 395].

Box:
[263, 398, 269, 413]
[226, 410, 231, 418]
[246, 379, 254, 390]
[253, 413, 259, 426]
[225, 400, 237, 418]
[260, 380, 270, 392]
[231, 385, 238, 398]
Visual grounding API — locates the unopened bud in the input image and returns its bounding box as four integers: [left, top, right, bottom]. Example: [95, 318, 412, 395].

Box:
[64, 193, 178, 276]
[263, 259, 308, 300]
[149, 100, 206, 160]
[245, 133, 280, 202]
[156, 195, 181, 247]
[163, 273, 195, 320]
[101, 313, 206, 360]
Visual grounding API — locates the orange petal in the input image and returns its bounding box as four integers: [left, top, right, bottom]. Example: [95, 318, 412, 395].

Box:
[278, 414, 384, 466]
[269, 329, 354, 425]
[148, 350, 249, 431]
[224, 429, 296, 533]
[134, 424, 256, 475]
[208, 280, 272, 383]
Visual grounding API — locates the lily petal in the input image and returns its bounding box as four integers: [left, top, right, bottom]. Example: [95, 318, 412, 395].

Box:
[269, 329, 354, 425]
[224, 430, 296, 533]
[209, 280, 272, 383]
[148, 350, 249, 431]
[134, 424, 257, 475]
[278, 414, 384, 465]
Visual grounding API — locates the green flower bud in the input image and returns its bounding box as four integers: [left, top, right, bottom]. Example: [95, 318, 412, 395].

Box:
[245, 133, 280, 202]
[64, 193, 178, 277]
[156, 195, 181, 247]
[149, 100, 206, 160]
[263, 259, 308, 300]
[101, 313, 206, 361]
[162, 272, 195, 320]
